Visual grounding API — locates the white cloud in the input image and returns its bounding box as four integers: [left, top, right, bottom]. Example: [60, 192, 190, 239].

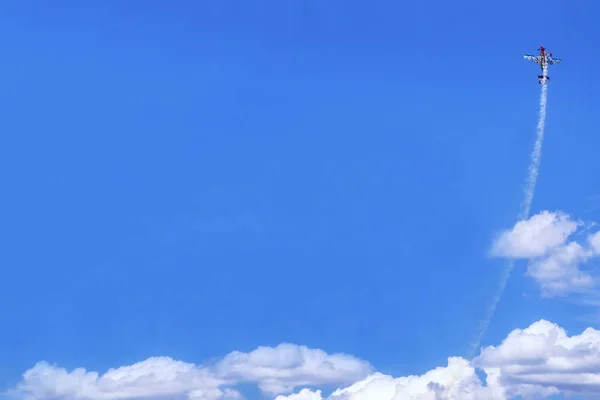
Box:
[473, 319, 600, 396]
[490, 210, 581, 258]
[215, 344, 372, 395]
[274, 389, 324, 400]
[15, 357, 227, 400]
[527, 241, 595, 296]
[188, 388, 243, 400]
[13, 344, 372, 400]
[490, 210, 600, 296]
[275, 358, 506, 400]
[275, 320, 600, 400]
[589, 231, 600, 254]
[13, 320, 600, 400]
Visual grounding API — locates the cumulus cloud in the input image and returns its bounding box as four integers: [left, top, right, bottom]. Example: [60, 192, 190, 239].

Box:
[215, 344, 371, 395]
[474, 319, 600, 396]
[15, 320, 600, 400]
[490, 210, 600, 296]
[275, 359, 505, 400]
[13, 344, 372, 400]
[275, 320, 600, 400]
[490, 210, 581, 259]
[527, 241, 595, 296]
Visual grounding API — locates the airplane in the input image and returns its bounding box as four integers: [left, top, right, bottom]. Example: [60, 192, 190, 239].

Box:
[523, 46, 561, 83]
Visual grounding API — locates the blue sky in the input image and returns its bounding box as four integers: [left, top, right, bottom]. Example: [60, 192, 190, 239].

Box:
[1, 1, 600, 399]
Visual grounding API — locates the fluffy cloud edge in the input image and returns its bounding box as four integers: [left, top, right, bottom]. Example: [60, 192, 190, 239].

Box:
[490, 210, 600, 297]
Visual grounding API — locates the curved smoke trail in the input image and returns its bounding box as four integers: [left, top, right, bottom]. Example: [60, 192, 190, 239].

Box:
[467, 70, 549, 358]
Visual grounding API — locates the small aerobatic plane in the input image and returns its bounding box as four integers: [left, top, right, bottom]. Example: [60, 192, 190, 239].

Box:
[524, 46, 561, 83]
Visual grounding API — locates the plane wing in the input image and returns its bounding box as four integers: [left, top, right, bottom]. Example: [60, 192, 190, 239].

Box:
[524, 54, 541, 63]
[547, 57, 562, 65]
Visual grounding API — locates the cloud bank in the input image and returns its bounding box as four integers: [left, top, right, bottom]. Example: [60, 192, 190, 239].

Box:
[13, 344, 372, 400]
[11, 319, 600, 400]
[490, 210, 600, 296]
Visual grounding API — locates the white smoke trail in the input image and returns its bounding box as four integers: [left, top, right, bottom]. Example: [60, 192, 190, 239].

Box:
[467, 67, 549, 358]
[520, 81, 548, 218]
